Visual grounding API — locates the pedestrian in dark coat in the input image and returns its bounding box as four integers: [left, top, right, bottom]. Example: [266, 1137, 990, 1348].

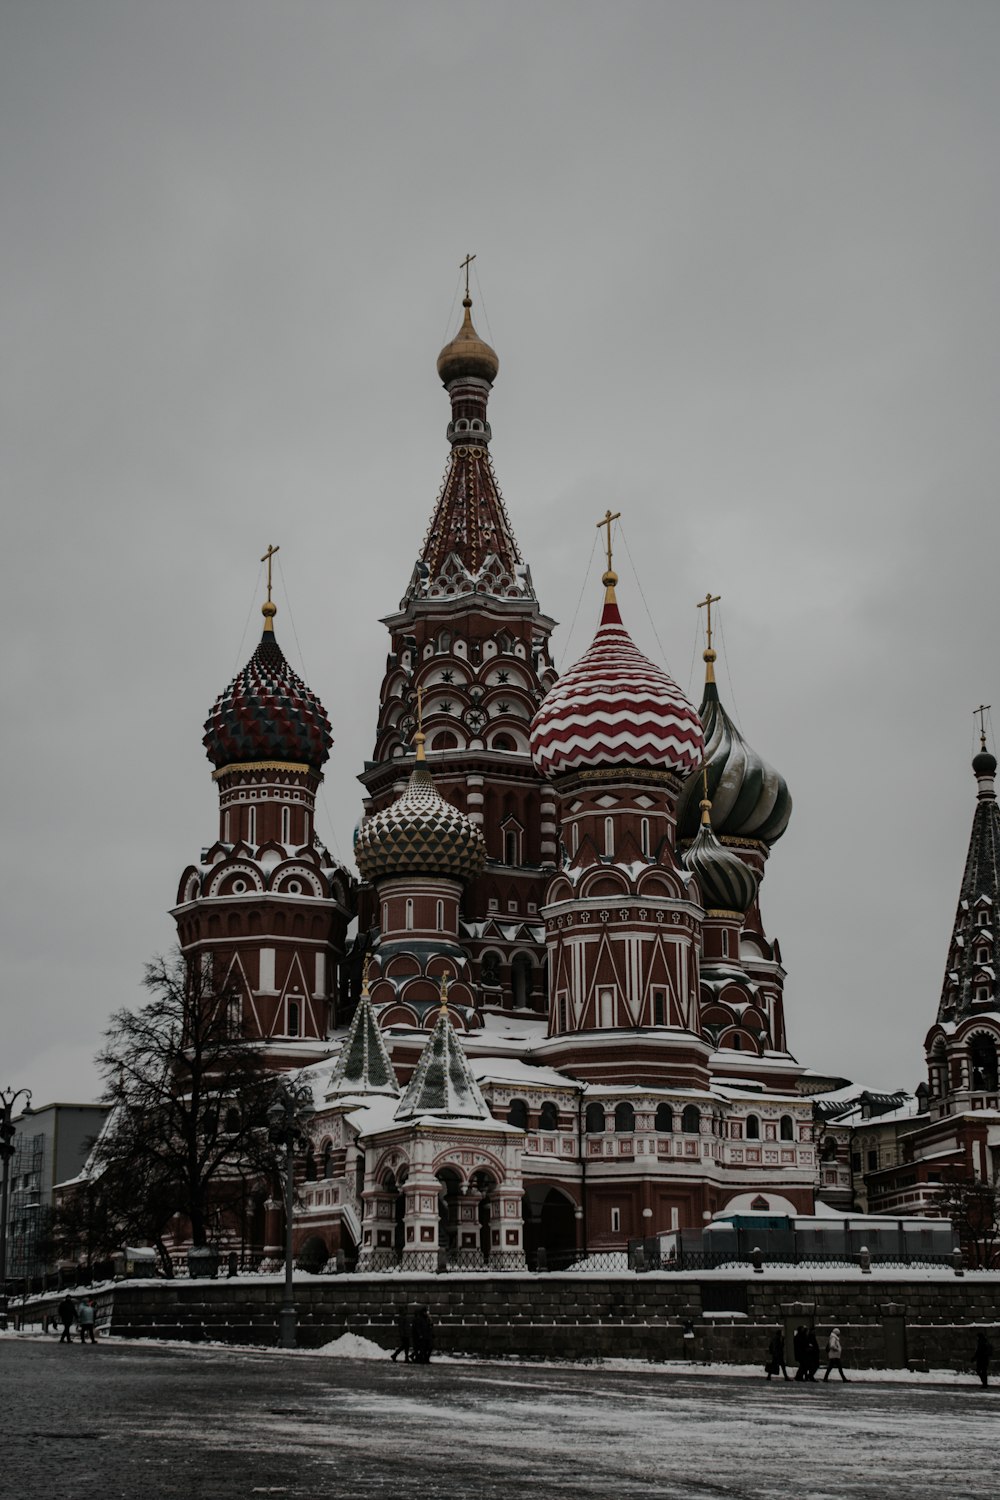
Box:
[805, 1328, 821, 1381]
[823, 1327, 848, 1381]
[973, 1330, 993, 1388]
[390, 1306, 411, 1363]
[411, 1306, 434, 1364]
[58, 1295, 76, 1345]
[793, 1325, 809, 1381]
[766, 1328, 790, 1381]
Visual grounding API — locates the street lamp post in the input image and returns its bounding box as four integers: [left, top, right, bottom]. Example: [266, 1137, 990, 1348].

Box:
[267, 1084, 315, 1349]
[0, 1087, 33, 1331]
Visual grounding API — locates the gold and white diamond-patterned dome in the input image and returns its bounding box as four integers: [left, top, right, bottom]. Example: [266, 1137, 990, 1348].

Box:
[355, 739, 487, 883]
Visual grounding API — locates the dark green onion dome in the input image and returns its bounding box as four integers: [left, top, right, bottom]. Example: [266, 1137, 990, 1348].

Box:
[203, 606, 333, 772]
[676, 654, 792, 845]
[973, 747, 997, 778]
[355, 740, 487, 882]
[680, 799, 760, 915]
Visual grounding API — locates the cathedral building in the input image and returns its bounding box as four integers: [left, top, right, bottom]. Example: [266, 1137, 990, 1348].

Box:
[173, 282, 825, 1269]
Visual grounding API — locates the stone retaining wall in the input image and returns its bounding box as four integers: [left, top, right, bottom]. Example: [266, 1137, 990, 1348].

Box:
[17, 1273, 999, 1371]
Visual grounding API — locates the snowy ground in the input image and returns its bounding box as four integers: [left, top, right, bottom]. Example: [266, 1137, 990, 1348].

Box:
[4, 1332, 997, 1499]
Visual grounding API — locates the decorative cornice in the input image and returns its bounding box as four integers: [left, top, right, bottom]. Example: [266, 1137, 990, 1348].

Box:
[212, 760, 318, 782]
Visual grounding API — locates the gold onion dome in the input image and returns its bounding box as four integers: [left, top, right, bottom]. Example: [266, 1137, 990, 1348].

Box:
[436, 297, 499, 386]
[355, 742, 487, 883]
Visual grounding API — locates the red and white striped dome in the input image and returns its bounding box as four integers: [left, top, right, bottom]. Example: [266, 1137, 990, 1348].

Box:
[530, 594, 704, 779]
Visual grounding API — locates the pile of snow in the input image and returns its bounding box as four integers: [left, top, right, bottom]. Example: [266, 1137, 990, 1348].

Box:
[314, 1331, 387, 1359]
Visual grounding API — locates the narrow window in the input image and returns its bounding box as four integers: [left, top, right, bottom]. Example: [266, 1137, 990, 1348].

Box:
[558, 994, 568, 1033]
[507, 1099, 528, 1129]
[640, 817, 650, 856]
[721, 930, 730, 957]
[614, 1102, 635, 1133]
[585, 1103, 606, 1134]
[780, 1115, 794, 1141]
[604, 816, 614, 856]
[281, 806, 291, 844]
[682, 1105, 700, 1134]
[436, 900, 444, 932]
[746, 1114, 760, 1140]
[288, 1000, 300, 1037]
[571, 823, 579, 855]
[405, 899, 414, 931]
[611, 1207, 621, 1233]
[224, 810, 231, 842]
[247, 806, 256, 844]
[653, 989, 665, 1026]
[655, 1103, 673, 1133]
[504, 830, 518, 865]
[382, 901, 389, 931]
[539, 1102, 559, 1131]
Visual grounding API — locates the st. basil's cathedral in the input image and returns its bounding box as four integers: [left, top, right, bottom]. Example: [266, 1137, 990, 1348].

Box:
[170, 279, 994, 1272]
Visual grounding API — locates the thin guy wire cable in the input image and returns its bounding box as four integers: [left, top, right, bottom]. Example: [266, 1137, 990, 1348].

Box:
[471, 262, 496, 348]
[558, 530, 600, 669]
[231, 562, 265, 677]
[685, 613, 702, 703]
[441, 271, 463, 346]
[276, 556, 345, 864]
[715, 607, 745, 733]
[618, 521, 671, 669]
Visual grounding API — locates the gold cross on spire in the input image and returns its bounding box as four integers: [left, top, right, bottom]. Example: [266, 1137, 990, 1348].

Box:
[260, 544, 280, 630]
[597, 509, 621, 575]
[697, 591, 721, 684]
[975, 703, 992, 748]
[439, 971, 449, 1011]
[460, 253, 476, 299]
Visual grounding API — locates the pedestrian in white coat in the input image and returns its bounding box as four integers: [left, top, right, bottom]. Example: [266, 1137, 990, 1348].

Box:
[823, 1326, 848, 1381]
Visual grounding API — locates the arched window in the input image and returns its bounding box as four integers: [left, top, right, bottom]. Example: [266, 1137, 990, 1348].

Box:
[504, 829, 518, 864]
[405, 898, 414, 931]
[820, 1136, 838, 1163]
[585, 1102, 606, 1134]
[655, 1103, 673, 1133]
[323, 1141, 334, 1178]
[614, 1102, 635, 1133]
[512, 953, 533, 1008]
[247, 806, 256, 844]
[281, 806, 291, 844]
[381, 901, 389, 931]
[436, 900, 444, 932]
[224, 810, 231, 842]
[507, 1099, 528, 1129]
[682, 1105, 700, 1135]
[304, 1144, 317, 1182]
[480, 950, 501, 987]
[432, 730, 458, 750]
[970, 1033, 999, 1091]
[640, 817, 650, 856]
[745, 1114, 760, 1140]
[539, 1101, 559, 1131]
[604, 816, 614, 856]
[780, 1114, 794, 1141]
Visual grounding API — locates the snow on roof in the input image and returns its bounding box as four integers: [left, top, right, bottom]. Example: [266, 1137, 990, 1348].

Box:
[472, 1056, 575, 1088]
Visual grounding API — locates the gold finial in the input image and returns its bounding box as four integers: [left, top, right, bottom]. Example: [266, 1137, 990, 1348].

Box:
[975, 704, 991, 750]
[597, 509, 621, 598]
[261, 544, 280, 631]
[460, 252, 476, 302]
[697, 592, 721, 682]
[361, 953, 371, 996]
[700, 766, 712, 827]
[439, 972, 449, 1012]
[414, 683, 427, 762]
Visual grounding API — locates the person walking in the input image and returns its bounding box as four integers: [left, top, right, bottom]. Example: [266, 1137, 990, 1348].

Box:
[390, 1306, 411, 1363]
[58, 1295, 76, 1346]
[805, 1327, 821, 1381]
[823, 1326, 848, 1382]
[793, 1325, 809, 1381]
[411, 1305, 434, 1364]
[766, 1327, 790, 1381]
[78, 1298, 97, 1345]
[973, 1330, 993, 1388]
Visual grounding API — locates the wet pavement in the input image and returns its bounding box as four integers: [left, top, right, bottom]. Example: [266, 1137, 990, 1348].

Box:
[2, 1336, 996, 1500]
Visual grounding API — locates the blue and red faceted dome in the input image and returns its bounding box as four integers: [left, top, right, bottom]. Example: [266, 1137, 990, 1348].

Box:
[530, 591, 704, 779]
[203, 618, 333, 773]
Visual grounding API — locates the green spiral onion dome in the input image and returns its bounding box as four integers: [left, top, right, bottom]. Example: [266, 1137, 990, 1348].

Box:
[680, 802, 760, 915]
[677, 661, 791, 845]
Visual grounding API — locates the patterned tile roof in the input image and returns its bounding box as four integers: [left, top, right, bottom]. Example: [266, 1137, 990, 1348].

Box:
[681, 812, 759, 915]
[394, 1002, 492, 1122]
[327, 987, 399, 1099]
[529, 593, 703, 778]
[203, 626, 332, 772]
[354, 763, 487, 882]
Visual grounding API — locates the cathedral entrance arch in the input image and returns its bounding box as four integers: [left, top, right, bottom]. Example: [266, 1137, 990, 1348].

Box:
[436, 1167, 463, 1257]
[522, 1183, 577, 1270]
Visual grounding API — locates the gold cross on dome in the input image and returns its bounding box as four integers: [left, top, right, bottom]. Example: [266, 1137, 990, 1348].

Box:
[697, 592, 722, 651]
[460, 253, 476, 298]
[974, 703, 992, 747]
[362, 953, 371, 994]
[261, 544, 280, 604]
[597, 509, 621, 573]
[439, 972, 449, 1011]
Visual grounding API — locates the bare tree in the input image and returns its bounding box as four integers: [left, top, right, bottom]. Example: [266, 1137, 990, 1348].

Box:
[933, 1171, 1000, 1269]
[89, 950, 278, 1267]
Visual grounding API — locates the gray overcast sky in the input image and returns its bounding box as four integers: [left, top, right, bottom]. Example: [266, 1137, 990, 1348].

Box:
[3, 0, 999, 1106]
